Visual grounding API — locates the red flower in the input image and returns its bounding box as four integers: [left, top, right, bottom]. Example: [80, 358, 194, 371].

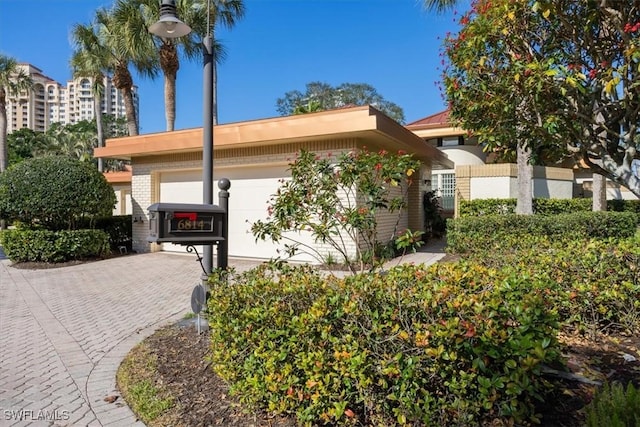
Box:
[588, 69, 598, 79]
[374, 163, 382, 170]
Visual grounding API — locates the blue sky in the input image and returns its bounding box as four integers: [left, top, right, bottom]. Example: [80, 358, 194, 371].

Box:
[0, 0, 466, 134]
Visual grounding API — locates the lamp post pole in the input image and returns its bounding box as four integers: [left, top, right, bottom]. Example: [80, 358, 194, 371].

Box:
[150, 0, 216, 280]
[202, 34, 214, 278]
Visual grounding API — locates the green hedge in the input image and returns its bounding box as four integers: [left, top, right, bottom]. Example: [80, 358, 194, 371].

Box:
[0, 229, 110, 263]
[459, 198, 640, 217]
[447, 211, 637, 254]
[207, 263, 561, 426]
[461, 234, 640, 335]
[79, 215, 132, 251]
[0, 156, 115, 230]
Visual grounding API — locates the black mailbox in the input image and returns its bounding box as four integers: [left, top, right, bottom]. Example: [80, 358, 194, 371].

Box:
[148, 203, 226, 245]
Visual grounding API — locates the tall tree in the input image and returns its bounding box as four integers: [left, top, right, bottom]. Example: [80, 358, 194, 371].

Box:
[6, 128, 46, 165]
[71, 23, 110, 171]
[199, 0, 245, 125]
[443, 0, 640, 199]
[0, 55, 32, 172]
[276, 81, 406, 123]
[130, 0, 244, 130]
[94, 3, 159, 136]
[443, 0, 573, 214]
[423, 0, 459, 13]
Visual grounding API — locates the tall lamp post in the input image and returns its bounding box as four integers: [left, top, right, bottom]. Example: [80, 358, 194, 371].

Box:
[150, 0, 215, 279]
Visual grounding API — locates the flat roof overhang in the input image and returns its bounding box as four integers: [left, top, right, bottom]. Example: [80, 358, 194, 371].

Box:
[406, 122, 467, 140]
[95, 105, 453, 169]
[103, 170, 132, 184]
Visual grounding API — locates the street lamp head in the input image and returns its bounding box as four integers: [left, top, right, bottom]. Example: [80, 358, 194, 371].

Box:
[149, 0, 192, 38]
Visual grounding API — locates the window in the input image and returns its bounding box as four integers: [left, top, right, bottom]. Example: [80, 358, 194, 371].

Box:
[431, 173, 456, 211]
[437, 136, 464, 147]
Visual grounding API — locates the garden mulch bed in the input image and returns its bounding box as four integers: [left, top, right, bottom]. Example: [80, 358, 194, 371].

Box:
[119, 322, 640, 427]
[134, 323, 298, 427]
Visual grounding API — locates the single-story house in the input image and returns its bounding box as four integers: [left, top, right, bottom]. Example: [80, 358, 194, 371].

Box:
[407, 109, 586, 216]
[95, 105, 453, 262]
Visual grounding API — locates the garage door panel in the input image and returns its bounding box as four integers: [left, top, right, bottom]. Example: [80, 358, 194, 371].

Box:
[159, 166, 316, 262]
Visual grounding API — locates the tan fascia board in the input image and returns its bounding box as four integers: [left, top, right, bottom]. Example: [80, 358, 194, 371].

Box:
[373, 108, 453, 169]
[409, 125, 467, 140]
[103, 170, 132, 184]
[95, 106, 377, 160]
[95, 105, 452, 169]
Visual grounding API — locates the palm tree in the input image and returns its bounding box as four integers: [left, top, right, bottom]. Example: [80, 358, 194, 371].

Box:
[424, 0, 458, 12]
[71, 23, 110, 171]
[202, 0, 245, 125]
[94, 3, 159, 136]
[129, 0, 244, 130]
[0, 55, 33, 172]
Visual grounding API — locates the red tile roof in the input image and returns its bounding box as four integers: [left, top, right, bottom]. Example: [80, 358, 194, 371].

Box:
[406, 109, 450, 128]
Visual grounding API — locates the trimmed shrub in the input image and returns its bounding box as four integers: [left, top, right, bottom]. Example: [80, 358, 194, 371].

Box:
[0, 229, 110, 263]
[446, 211, 637, 254]
[461, 234, 640, 335]
[79, 215, 132, 251]
[460, 197, 640, 217]
[207, 262, 561, 426]
[607, 198, 640, 214]
[0, 156, 116, 230]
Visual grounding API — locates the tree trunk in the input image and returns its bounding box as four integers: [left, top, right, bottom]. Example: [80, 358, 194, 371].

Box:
[0, 91, 7, 173]
[516, 144, 533, 215]
[592, 172, 607, 211]
[165, 73, 176, 131]
[159, 43, 179, 132]
[94, 92, 104, 172]
[122, 87, 139, 136]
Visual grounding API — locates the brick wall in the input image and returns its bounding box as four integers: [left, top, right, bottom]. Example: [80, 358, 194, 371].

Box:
[129, 139, 428, 263]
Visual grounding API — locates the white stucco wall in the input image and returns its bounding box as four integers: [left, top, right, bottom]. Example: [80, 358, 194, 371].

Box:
[533, 178, 573, 199]
[470, 177, 515, 199]
[112, 184, 132, 215]
[440, 145, 486, 166]
[469, 176, 572, 199]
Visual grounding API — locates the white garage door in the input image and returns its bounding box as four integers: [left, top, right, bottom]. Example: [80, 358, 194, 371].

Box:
[159, 166, 317, 262]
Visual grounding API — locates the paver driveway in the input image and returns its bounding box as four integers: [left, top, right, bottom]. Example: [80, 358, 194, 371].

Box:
[0, 253, 254, 427]
[0, 242, 445, 427]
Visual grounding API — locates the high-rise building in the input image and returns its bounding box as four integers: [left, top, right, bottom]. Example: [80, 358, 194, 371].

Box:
[6, 63, 138, 134]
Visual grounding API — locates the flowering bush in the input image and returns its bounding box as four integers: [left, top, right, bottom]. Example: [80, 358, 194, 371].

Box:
[207, 262, 561, 426]
[251, 148, 422, 273]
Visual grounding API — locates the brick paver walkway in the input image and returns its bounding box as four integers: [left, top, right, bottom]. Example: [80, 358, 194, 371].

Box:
[0, 253, 258, 427]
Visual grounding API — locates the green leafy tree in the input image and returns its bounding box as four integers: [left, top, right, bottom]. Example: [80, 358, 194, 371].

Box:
[44, 122, 95, 162]
[251, 149, 421, 273]
[7, 128, 47, 165]
[276, 82, 406, 123]
[83, 3, 159, 136]
[122, 0, 245, 130]
[7, 117, 128, 171]
[443, 0, 640, 199]
[71, 22, 111, 171]
[0, 157, 116, 230]
[0, 55, 33, 172]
